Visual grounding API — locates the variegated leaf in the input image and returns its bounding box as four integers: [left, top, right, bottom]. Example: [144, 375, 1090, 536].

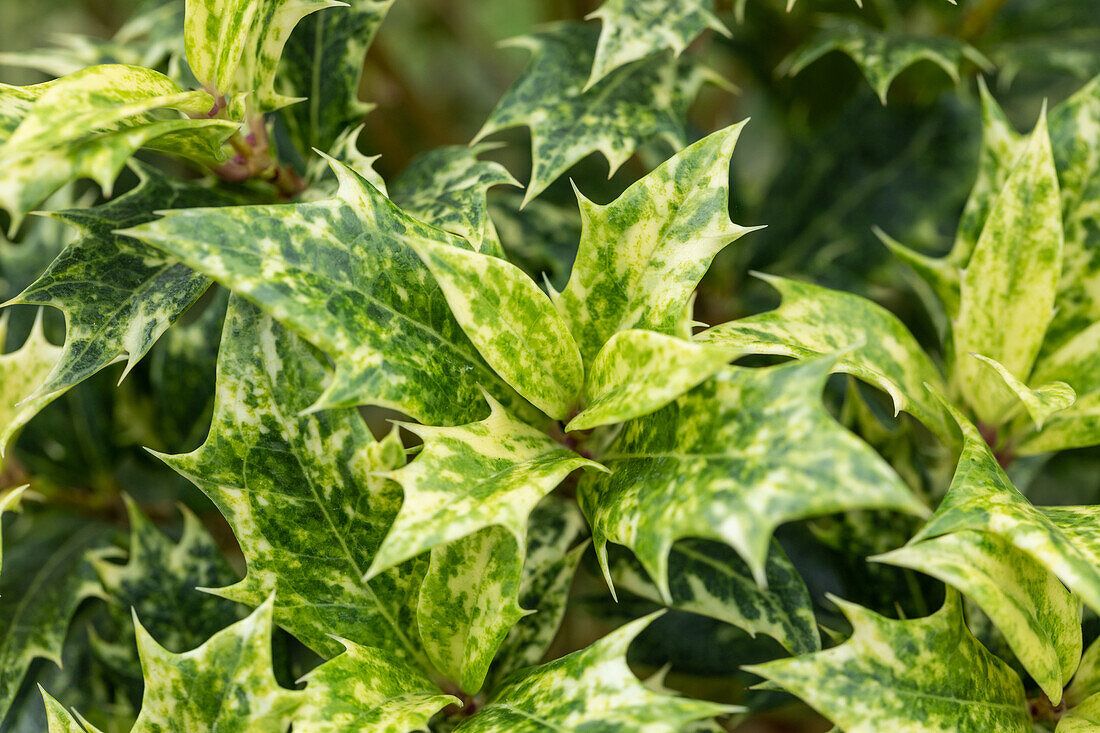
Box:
[278, 0, 394, 153]
[295, 638, 458, 733]
[1018, 320, 1100, 454]
[367, 396, 602, 576]
[1068, 636, 1100, 708]
[971, 353, 1075, 430]
[40, 689, 103, 733]
[0, 485, 28, 574]
[155, 296, 430, 667]
[126, 158, 531, 425]
[184, 0, 341, 113]
[1059, 693, 1100, 732]
[131, 596, 303, 732]
[454, 614, 735, 732]
[874, 529, 1081, 703]
[554, 123, 755, 364]
[784, 19, 990, 104]
[417, 526, 528, 694]
[953, 109, 1064, 426]
[404, 236, 584, 421]
[0, 65, 235, 231]
[699, 273, 947, 435]
[745, 593, 1030, 732]
[301, 124, 387, 198]
[567, 330, 735, 432]
[611, 538, 820, 655]
[390, 144, 518, 257]
[474, 22, 719, 205]
[0, 310, 63, 457]
[585, 0, 730, 89]
[579, 356, 927, 596]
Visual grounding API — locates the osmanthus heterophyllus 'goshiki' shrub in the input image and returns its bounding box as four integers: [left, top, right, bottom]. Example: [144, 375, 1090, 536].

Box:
[1, 0, 1100, 731]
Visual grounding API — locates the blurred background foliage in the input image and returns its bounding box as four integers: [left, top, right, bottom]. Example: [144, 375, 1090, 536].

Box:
[3, 0, 1100, 730]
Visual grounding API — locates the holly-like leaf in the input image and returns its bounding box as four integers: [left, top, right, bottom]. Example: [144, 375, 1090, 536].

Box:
[874, 529, 1081, 703]
[699, 273, 947, 435]
[0, 65, 235, 231]
[278, 0, 394, 154]
[474, 22, 719, 205]
[390, 144, 518, 256]
[404, 236, 584, 420]
[184, 0, 342, 114]
[746, 593, 1030, 732]
[1059, 693, 1100, 732]
[611, 538, 821, 655]
[40, 688, 103, 733]
[584, 0, 730, 89]
[0, 310, 62, 457]
[970, 353, 1075, 430]
[130, 595, 303, 732]
[783, 19, 990, 104]
[455, 614, 734, 732]
[367, 396, 602, 576]
[126, 158, 531, 425]
[554, 123, 756, 364]
[294, 639, 458, 733]
[953, 109, 1064, 426]
[417, 526, 528, 694]
[156, 296, 430, 667]
[580, 356, 927, 597]
[567, 330, 735, 432]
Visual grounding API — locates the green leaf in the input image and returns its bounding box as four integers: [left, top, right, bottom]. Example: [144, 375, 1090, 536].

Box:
[567, 330, 735, 432]
[184, 0, 342, 113]
[745, 593, 1030, 732]
[126, 158, 531, 425]
[40, 688, 103, 733]
[0, 65, 235, 231]
[1059, 693, 1100, 732]
[554, 123, 755, 364]
[7, 162, 240, 402]
[474, 22, 719, 205]
[405, 236, 584, 420]
[970, 353, 1075, 430]
[278, 0, 394, 153]
[367, 395, 602, 576]
[131, 595, 303, 732]
[699, 273, 947, 435]
[390, 144, 518, 256]
[0, 485, 27, 574]
[784, 19, 990, 105]
[1068, 636, 1100, 708]
[455, 614, 734, 732]
[156, 296, 430, 666]
[580, 356, 927, 596]
[610, 538, 821, 655]
[953, 109, 1064, 426]
[295, 638, 458, 733]
[0, 311, 62, 457]
[417, 526, 528, 693]
[874, 529, 1081, 703]
[585, 0, 730, 89]
[1018, 320, 1100, 454]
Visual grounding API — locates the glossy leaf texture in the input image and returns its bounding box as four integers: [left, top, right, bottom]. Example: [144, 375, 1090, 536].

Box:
[0, 311, 62, 456]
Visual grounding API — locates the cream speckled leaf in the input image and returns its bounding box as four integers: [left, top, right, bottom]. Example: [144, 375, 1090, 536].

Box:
[784, 19, 989, 104]
[555, 123, 755, 364]
[405, 236, 584, 420]
[474, 22, 719, 205]
[455, 614, 735, 732]
[390, 144, 519, 256]
[0, 65, 235, 231]
[745, 593, 1030, 733]
[1018, 320, 1100, 454]
[40, 689, 103, 733]
[874, 529, 1080, 703]
[0, 81, 56, 143]
[611, 538, 820, 655]
[156, 296, 430, 666]
[295, 638, 457, 733]
[699, 274, 947, 435]
[953, 109, 1064, 426]
[301, 124, 387, 198]
[126, 158, 530, 425]
[567, 330, 734, 432]
[0, 310, 63, 457]
[585, 0, 730, 89]
[367, 396, 602, 576]
[1068, 636, 1100, 708]
[417, 526, 528, 693]
[580, 356, 927, 597]
[0, 486, 27, 574]
[970, 353, 1075, 430]
[131, 595, 303, 732]
[184, 0, 342, 113]
[1059, 693, 1100, 733]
